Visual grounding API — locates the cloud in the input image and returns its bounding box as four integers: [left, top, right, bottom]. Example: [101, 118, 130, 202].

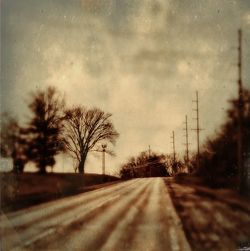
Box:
[243, 12, 250, 25]
[1, 0, 250, 174]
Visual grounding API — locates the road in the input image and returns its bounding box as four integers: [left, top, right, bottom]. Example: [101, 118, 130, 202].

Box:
[0, 178, 191, 251]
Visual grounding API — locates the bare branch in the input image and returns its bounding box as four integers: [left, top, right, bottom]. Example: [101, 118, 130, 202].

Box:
[63, 106, 119, 173]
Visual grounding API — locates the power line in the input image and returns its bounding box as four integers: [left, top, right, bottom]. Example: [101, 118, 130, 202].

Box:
[123, 158, 167, 171]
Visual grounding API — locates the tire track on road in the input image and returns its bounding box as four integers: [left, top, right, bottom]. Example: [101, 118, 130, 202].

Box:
[0, 179, 138, 230]
[2, 178, 192, 251]
[129, 178, 191, 251]
[100, 179, 153, 251]
[1, 179, 142, 250]
[27, 179, 151, 251]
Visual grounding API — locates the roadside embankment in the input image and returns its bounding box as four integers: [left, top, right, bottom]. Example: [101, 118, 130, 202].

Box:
[0, 172, 120, 212]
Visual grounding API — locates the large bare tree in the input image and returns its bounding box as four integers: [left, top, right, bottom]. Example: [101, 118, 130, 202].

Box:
[63, 106, 119, 174]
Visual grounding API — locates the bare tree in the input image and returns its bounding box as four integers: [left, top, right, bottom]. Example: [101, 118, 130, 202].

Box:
[164, 154, 184, 176]
[63, 106, 119, 174]
[120, 151, 168, 179]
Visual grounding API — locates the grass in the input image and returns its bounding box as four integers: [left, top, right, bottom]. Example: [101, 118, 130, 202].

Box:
[166, 177, 250, 251]
[0, 172, 120, 212]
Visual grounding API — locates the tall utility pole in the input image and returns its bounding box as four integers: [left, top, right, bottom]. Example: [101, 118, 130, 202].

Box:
[148, 145, 151, 158]
[171, 131, 176, 163]
[102, 144, 107, 176]
[148, 145, 152, 177]
[171, 131, 177, 174]
[192, 91, 201, 170]
[237, 29, 244, 192]
[183, 115, 190, 165]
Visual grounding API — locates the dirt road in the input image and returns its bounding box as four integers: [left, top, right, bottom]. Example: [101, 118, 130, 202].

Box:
[0, 178, 191, 251]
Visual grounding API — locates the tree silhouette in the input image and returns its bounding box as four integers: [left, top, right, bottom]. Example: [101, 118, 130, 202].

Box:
[120, 151, 168, 179]
[0, 113, 28, 173]
[165, 154, 184, 176]
[196, 88, 250, 182]
[63, 106, 119, 174]
[25, 86, 65, 174]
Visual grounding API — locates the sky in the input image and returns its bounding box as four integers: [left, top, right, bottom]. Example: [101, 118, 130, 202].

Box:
[1, 0, 250, 175]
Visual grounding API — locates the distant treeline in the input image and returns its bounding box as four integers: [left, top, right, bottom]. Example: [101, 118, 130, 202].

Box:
[119, 150, 189, 179]
[119, 151, 169, 179]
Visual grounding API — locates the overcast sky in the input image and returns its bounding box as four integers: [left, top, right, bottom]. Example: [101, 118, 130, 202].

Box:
[1, 0, 250, 174]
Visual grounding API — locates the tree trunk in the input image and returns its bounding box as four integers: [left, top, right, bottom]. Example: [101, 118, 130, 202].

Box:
[12, 159, 25, 173]
[39, 164, 47, 174]
[78, 154, 87, 174]
[78, 161, 84, 174]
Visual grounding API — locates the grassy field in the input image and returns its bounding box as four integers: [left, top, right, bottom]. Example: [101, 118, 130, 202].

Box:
[0, 172, 120, 212]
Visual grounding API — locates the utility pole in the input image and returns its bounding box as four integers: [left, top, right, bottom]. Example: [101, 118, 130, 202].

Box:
[183, 115, 190, 168]
[62, 154, 64, 173]
[192, 91, 201, 170]
[148, 145, 152, 177]
[237, 29, 244, 192]
[92, 144, 112, 178]
[102, 144, 107, 176]
[148, 145, 151, 158]
[171, 131, 176, 174]
[171, 131, 176, 163]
